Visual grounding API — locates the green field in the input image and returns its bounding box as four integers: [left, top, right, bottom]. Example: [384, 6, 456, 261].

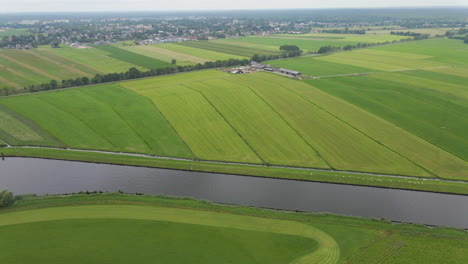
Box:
[0, 193, 466, 264]
[115, 43, 208, 65]
[176, 40, 279, 57]
[45, 45, 147, 73]
[0, 69, 467, 181]
[218, 33, 410, 53]
[155, 43, 248, 60]
[0, 48, 100, 89]
[92, 45, 173, 69]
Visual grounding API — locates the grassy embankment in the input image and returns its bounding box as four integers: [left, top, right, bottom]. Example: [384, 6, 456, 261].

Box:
[0, 193, 466, 264]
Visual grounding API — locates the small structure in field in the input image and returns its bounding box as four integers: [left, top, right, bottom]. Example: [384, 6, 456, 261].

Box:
[278, 68, 302, 77]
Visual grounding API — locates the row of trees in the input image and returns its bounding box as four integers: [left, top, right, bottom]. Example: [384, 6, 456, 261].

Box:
[390, 31, 430, 40]
[24, 58, 251, 93]
[252, 45, 303, 62]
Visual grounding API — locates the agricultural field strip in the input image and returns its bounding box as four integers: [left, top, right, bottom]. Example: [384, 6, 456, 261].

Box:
[4, 145, 468, 184]
[0, 110, 42, 141]
[138, 85, 261, 163]
[119, 45, 209, 64]
[156, 43, 247, 61]
[0, 205, 340, 264]
[229, 75, 428, 176]
[186, 80, 328, 168]
[317, 76, 468, 159]
[180, 84, 264, 163]
[92, 45, 172, 69]
[27, 49, 95, 77]
[176, 41, 277, 57]
[0, 53, 60, 80]
[253, 73, 467, 179]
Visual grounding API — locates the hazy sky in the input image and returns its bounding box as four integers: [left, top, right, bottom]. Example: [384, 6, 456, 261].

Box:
[0, 0, 467, 13]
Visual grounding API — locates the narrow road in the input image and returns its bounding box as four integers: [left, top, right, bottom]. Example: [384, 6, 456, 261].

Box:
[2, 145, 467, 184]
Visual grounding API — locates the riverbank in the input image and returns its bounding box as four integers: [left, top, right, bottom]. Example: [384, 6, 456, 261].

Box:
[2, 147, 468, 195]
[0, 193, 466, 264]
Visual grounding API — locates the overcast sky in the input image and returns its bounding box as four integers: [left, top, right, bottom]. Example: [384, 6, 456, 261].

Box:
[0, 0, 467, 13]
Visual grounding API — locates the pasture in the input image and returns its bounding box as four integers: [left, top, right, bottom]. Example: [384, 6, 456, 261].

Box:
[176, 40, 279, 57]
[0, 69, 467, 179]
[154, 43, 246, 61]
[92, 45, 173, 69]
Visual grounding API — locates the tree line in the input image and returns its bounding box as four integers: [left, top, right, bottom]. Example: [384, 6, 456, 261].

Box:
[252, 45, 302, 62]
[390, 31, 430, 40]
[17, 58, 251, 94]
[320, 28, 366, 34]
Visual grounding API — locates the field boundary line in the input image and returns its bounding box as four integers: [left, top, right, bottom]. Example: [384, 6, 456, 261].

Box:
[35, 96, 118, 150]
[3, 145, 468, 184]
[281, 82, 437, 178]
[77, 89, 154, 154]
[227, 77, 333, 169]
[121, 85, 196, 159]
[182, 84, 266, 164]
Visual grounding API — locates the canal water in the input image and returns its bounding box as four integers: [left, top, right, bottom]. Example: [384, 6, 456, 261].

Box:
[1, 157, 467, 228]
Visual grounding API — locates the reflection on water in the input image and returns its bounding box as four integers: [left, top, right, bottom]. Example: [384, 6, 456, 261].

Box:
[1, 157, 467, 228]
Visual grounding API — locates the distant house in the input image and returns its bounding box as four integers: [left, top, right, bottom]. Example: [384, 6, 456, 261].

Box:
[278, 68, 302, 77]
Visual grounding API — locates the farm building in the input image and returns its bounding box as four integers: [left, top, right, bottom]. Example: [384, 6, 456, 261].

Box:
[278, 68, 302, 77]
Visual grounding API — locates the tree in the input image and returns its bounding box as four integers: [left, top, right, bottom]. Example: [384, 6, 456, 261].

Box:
[171, 59, 177, 64]
[50, 80, 58, 89]
[464, 35, 468, 44]
[0, 190, 14, 207]
[51, 41, 60, 48]
[280, 44, 300, 52]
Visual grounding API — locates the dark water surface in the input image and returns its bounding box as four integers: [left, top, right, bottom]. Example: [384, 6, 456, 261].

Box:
[1, 157, 467, 228]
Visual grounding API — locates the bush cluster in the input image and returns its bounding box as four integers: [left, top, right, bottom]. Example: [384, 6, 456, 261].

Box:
[0, 190, 14, 207]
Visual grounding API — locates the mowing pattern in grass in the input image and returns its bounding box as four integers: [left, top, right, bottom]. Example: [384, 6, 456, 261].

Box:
[187, 79, 329, 168]
[79, 84, 193, 158]
[117, 44, 208, 65]
[138, 85, 261, 163]
[92, 45, 173, 69]
[45, 45, 147, 73]
[176, 40, 277, 57]
[0, 218, 315, 264]
[230, 74, 428, 176]
[0, 205, 340, 264]
[0, 48, 98, 89]
[309, 72, 468, 161]
[0, 109, 42, 142]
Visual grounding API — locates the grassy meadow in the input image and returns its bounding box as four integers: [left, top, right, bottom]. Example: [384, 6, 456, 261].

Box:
[1, 69, 466, 181]
[0, 193, 466, 264]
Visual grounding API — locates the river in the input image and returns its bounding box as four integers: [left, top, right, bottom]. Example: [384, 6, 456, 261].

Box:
[1, 157, 467, 228]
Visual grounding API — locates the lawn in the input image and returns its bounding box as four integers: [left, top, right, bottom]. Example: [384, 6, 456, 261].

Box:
[92, 45, 173, 69]
[0, 193, 466, 264]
